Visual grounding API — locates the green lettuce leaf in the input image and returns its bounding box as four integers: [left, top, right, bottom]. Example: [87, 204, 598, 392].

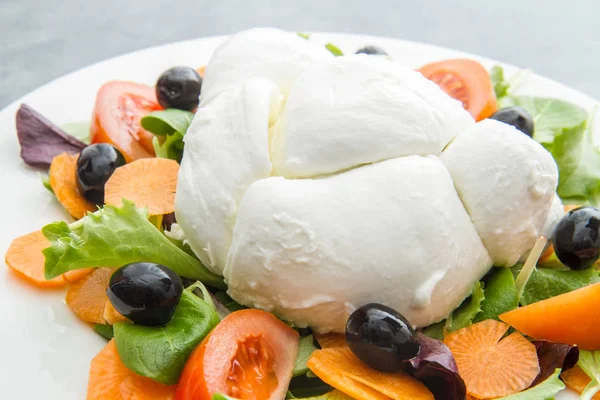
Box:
[297, 32, 310, 40]
[475, 267, 518, 322]
[141, 109, 193, 163]
[577, 350, 600, 400]
[42, 199, 225, 288]
[60, 121, 91, 144]
[521, 267, 600, 306]
[294, 335, 318, 377]
[490, 65, 510, 99]
[497, 369, 564, 400]
[445, 282, 485, 332]
[114, 288, 220, 384]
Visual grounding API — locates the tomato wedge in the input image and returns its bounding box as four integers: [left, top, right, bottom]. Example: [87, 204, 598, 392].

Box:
[91, 81, 162, 162]
[418, 59, 497, 121]
[176, 309, 299, 400]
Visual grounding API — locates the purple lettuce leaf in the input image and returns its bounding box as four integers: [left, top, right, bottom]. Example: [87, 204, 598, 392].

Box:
[532, 341, 579, 386]
[16, 104, 87, 168]
[402, 333, 466, 400]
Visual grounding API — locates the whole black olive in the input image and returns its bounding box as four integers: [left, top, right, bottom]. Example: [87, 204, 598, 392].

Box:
[552, 206, 600, 270]
[107, 262, 183, 326]
[76, 143, 126, 205]
[346, 303, 420, 372]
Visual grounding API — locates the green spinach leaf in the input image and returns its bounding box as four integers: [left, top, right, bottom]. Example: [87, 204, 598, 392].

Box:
[94, 324, 114, 340]
[141, 109, 194, 163]
[475, 267, 518, 322]
[42, 199, 224, 288]
[520, 267, 600, 306]
[114, 289, 220, 384]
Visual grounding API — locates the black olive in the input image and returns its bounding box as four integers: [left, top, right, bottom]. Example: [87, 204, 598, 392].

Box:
[355, 45, 388, 56]
[490, 106, 534, 137]
[107, 262, 183, 326]
[552, 206, 600, 270]
[156, 67, 202, 110]
[76, 143, 126, 205]
[346, 303, 420, 372]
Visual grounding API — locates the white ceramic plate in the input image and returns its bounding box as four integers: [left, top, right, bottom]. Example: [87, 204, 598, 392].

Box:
[0, 33, 590, 399]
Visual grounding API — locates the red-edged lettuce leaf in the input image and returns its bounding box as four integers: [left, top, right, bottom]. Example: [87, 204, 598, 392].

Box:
[532, 341, 579, 386]
[16, 104, 86, 168]
[401, 333, 466, 400]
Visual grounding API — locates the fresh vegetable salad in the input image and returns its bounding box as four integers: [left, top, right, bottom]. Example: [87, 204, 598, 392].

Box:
[6, 27, 600, 400]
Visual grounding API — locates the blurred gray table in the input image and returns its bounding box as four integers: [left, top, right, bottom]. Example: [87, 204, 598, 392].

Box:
[1, 0, 599, 108]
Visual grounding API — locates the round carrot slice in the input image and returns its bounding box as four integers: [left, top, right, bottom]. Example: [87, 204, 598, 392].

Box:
[175, 309, 299, 400]
[66, 267, 114, 324]
[444, 320, 539, 399]
[87, 339, 174, 400]
[5, 230, 92, 288]
[418, 59, 497, 121]
[49, 152, 96, 219]
[104, 158, 179, 215]
[5, 230, 66, 288]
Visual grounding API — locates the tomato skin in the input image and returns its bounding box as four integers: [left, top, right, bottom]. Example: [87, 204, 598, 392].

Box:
[418, 59, 497, 121]
[91, 81, 162, 163]
[176, 309, 299, 400]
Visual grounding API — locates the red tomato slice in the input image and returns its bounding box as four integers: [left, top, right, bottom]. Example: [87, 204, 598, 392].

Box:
[91, 81, 162, 162]
[418, 59, 497, 121]
[176, 309, 299, 400]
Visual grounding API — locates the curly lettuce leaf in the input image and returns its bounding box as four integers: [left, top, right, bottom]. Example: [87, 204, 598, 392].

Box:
[520, 267, 600, 306]
[475, 267, 518, 322]
[114, 288, 219, 384]
[141, 109, 193, 163]
[42, 199, 225, 288]
[497, 369, 564, 400]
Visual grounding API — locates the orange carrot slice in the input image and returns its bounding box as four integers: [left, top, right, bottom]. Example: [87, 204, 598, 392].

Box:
[87, 339, 175, 400]
[66, 267, 114, 324]
[49, 152, 96, 219]
[315, 333, 346, 349]
[561, 365, 600, 399]
[104, 158, 179, 215]
[307, 346, 433, 400]
[196, 66, 205, 77]
[103, 300, 128, 325]
[500, 282, 600, 350]
[5, 230, 91, 288]
[444, 320, 539, 399]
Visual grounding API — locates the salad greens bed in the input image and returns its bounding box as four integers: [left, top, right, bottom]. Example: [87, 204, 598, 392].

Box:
[11, 56, 600, 400]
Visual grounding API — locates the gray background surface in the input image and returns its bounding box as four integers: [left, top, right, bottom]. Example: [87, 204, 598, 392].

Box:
[1, 0, 599, 108]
